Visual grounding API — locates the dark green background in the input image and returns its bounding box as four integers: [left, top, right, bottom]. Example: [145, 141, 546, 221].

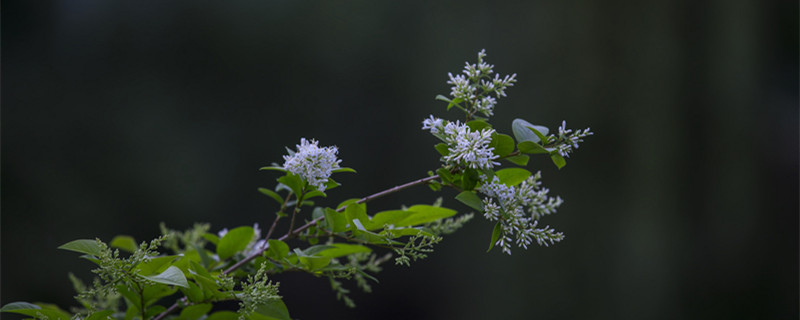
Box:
[2, 1, 797, 319]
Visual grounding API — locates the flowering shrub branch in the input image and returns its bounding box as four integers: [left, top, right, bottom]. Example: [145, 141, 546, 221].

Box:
[2, 50, 591, 320]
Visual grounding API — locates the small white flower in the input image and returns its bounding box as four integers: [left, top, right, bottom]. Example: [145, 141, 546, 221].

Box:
[282, 138, 341, 192]
[440, 121, 499, 170]
[478, 173, 564, 255]
[421, 115, 445, 134]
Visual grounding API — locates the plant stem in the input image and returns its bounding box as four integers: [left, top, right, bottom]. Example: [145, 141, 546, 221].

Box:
[153, 174, 440, 320]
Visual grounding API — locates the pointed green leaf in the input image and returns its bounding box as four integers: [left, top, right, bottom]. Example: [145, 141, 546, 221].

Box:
[466, 120, 491, 131]
[505, 154, 530, 166]
[135, 255, 178, 275]
[0, 302, 71, 320]
[436, 167, 453, 184]
[251, 299, 291, 320]
[304, 190, 327, 199]
[109, 235, 138, 253]
[395, 205, 457, 227]
[324, 208, 348, 233]
[140, 266, 189, 288]
[316, 243, 372, 258]
[1, 302, 41, 312]
[512, 119, 549, 143]
[86, 310, 115, 320]
[325, 178, 340, 190]
[217, 226, 255, 261]
[551, 153, 567, 169]
[258, 188, 284, 205]
[495, 168, 532, 186]
[434, 143, 450, 156]
[527, 126, 550, 144]
[345, 203, 369, 231]
[179, 303, 212, 320]
[488, 222, 502, 252]
[368, 210, 411, 230]
[207, 311, 240, 320]
[180, 281, 204, 303]
[259, 166, 287, 173]
[332, 167, 357, 173]
[517, 141, 549, 154]
[277, 174, 303, 196]
[58, 239, 104, 256]
[202, 233, 219, 245]
[455, 191, 484, 211]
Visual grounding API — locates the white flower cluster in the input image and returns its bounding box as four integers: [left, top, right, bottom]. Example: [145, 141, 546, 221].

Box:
[447, 49, 517, 117]
[550, 121, 593, 158]
[478, 173, 564, 255]
[422, 116, 499, 170]
[282, 138, 341, 192]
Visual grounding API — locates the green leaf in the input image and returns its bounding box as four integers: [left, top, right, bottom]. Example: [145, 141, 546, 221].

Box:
[505, 154, 530, 166]
[436, 168, 452, 183]
[277, 174, 303, 196]
[109, 235, 138, 253]
[145, 306, 167, 319]
[140, 266, 189, 288]
[488, 222, 502, 252]
[527, 126, 549, 144]
[0, 302, 71, 320]
[395, 205, 457, 227]
[86, 310, 115, 320]
[135, 255, 178, 275]
[455, 191, 484, 211]
[202, 233, 219, 245]
[551, 153, 567, 169]
[512, 119, 549, 143]
[435, 94, 465, 111]
[381, 228, 431, 238]
[324, 208, 348, 233]
[266, 240, 290, 260]
[495, 168, 532, 186]
[345, 203, 369, 231]
[302, 245, 337, 256]
[332, 167, 357, 173]
[251, 299, 291, 320]
[517, 141, 549, 154]
[461, 168, 480, 191]
[1, 302, 40, 312]
[207, 311, 240, 320]
[304, 190, 327, 199]
[316, 243, 372, 258]
[466, 120, 491, 131]
[259, 166, 287, 173]
[192, 244, 212, 269]
[297, 254, 332, 271]
[336, 198, 360, 210]
[367, 210, 411, 230]
[142, 284, 178, 307]
[216, 226, 255, 261]
[58, 239, 104, 256]
[116, 285, 141, 311]
[179, 303, 212, 320]
[490, 133, 515, 157]
[180, 282, 204, 303]
[258, 188, 284, 205]
[325, 178, 340, 190]
[434, 143, 450, 156]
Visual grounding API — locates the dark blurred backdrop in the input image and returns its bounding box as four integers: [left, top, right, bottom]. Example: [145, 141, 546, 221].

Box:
[2, 1, 797, 319]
